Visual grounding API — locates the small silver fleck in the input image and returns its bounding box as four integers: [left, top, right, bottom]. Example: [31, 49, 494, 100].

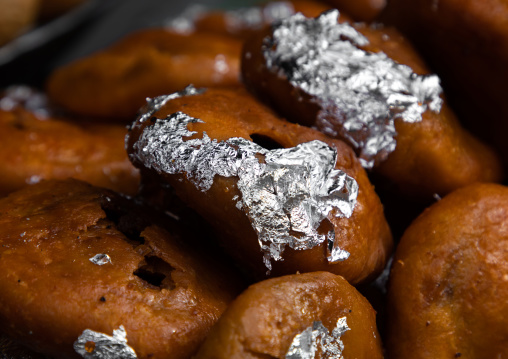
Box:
[164, 2, 295, 36]
[74, 325, 137, 359]
[0, 85, 51, 118]
[225, 1, 295, 32]
[263, 10, 443, 168]
[372, 255, 393, 295]
[286, 317, 350, 359]
[164, 4, 208, 34]
[165, 210, 181, 221]
[89, 254, 112, 266]
[26, 175, 42, 184]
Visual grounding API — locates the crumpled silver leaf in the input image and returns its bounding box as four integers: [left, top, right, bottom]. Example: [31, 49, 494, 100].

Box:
[286, 317, 350, 359]
[131, 111, 358, 271]
[263, 10, 443, 168]
[136, 85, 204, 125]
[89, 254, 111, 266]
[126, 85, 204, 150]
[74, 326, 137, 359]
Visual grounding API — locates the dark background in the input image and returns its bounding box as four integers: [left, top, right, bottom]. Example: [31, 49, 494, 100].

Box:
[0, 0, 258, 89]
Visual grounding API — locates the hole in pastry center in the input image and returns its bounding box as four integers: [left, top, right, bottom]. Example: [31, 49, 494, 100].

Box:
[100, 199, 147, 246]
[134, 256, 176, 290]
[250, 133, 284, 150]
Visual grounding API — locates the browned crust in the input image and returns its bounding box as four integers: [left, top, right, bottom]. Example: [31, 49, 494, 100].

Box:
[126, 87, 392, 284]
[195, 272, 383, 359]
[382, 0, 508, 169]
[387, 183, 508, 358]
[46, 29, 242, 120]
[0, 107, 140, 197]
[0, 179, 243, 358]
[241, 17, 502, 201]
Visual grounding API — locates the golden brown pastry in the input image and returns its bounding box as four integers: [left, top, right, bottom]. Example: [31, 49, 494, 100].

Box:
[0, 105, 139, 196]
[382, 0, 508, 169]
[0, 0, 39, 46]
[196, 271, 383, 359]
[241, 10, 502, 201]
[387, 183, 508, 359]
[46, 28, 242, 120]
[0, 179, 244, 359]
[126, 86, 392, 284]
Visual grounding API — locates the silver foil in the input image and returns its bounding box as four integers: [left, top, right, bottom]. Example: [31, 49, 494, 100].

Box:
[131, 111, 358, 271]
[165, 4, 207, 34]
[286, 317, 350, 359]
[0, 85, 51, 118]
[263, 10, 443, 168]
[137, 85, 204, 125]
[74, 326, 137, 359]
[89, 254, 111, 266]
[126, 85, 204, 150]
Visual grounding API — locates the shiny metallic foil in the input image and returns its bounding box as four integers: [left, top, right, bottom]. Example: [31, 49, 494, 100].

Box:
[131, 110, 358, 271]
[263, 10, 443, 168]
[136, 85, 204, 125]
[89, 254, 111, 266]
[286, 317, 350, 359]
[74, 326, 137, 359]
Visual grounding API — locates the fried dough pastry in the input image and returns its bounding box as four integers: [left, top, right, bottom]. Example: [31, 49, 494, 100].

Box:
[172, 0, 331, 39]
[387, 183, 508, 359]
[127, 86, 392, 284]
[46, 28, 242, 120]
[382, 0, 508, 169]
[241, 10, 502, 200]
[0, 106, 139, 196]
[0, 179, 243, 359]
[196, 272, 383, 359]
[0, 0, 39, 46]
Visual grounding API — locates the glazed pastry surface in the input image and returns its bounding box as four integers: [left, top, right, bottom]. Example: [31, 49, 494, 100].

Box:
[127, 86, 392, 284]
[382, 0, 508, 170]
[241, 11, 502, 200]
[0, 106, 139, 196]
[387, 183, 508, 358]
[0, 179, 242, 359]
[196, 271, 383, 359]
[47, 29, 242, 120]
